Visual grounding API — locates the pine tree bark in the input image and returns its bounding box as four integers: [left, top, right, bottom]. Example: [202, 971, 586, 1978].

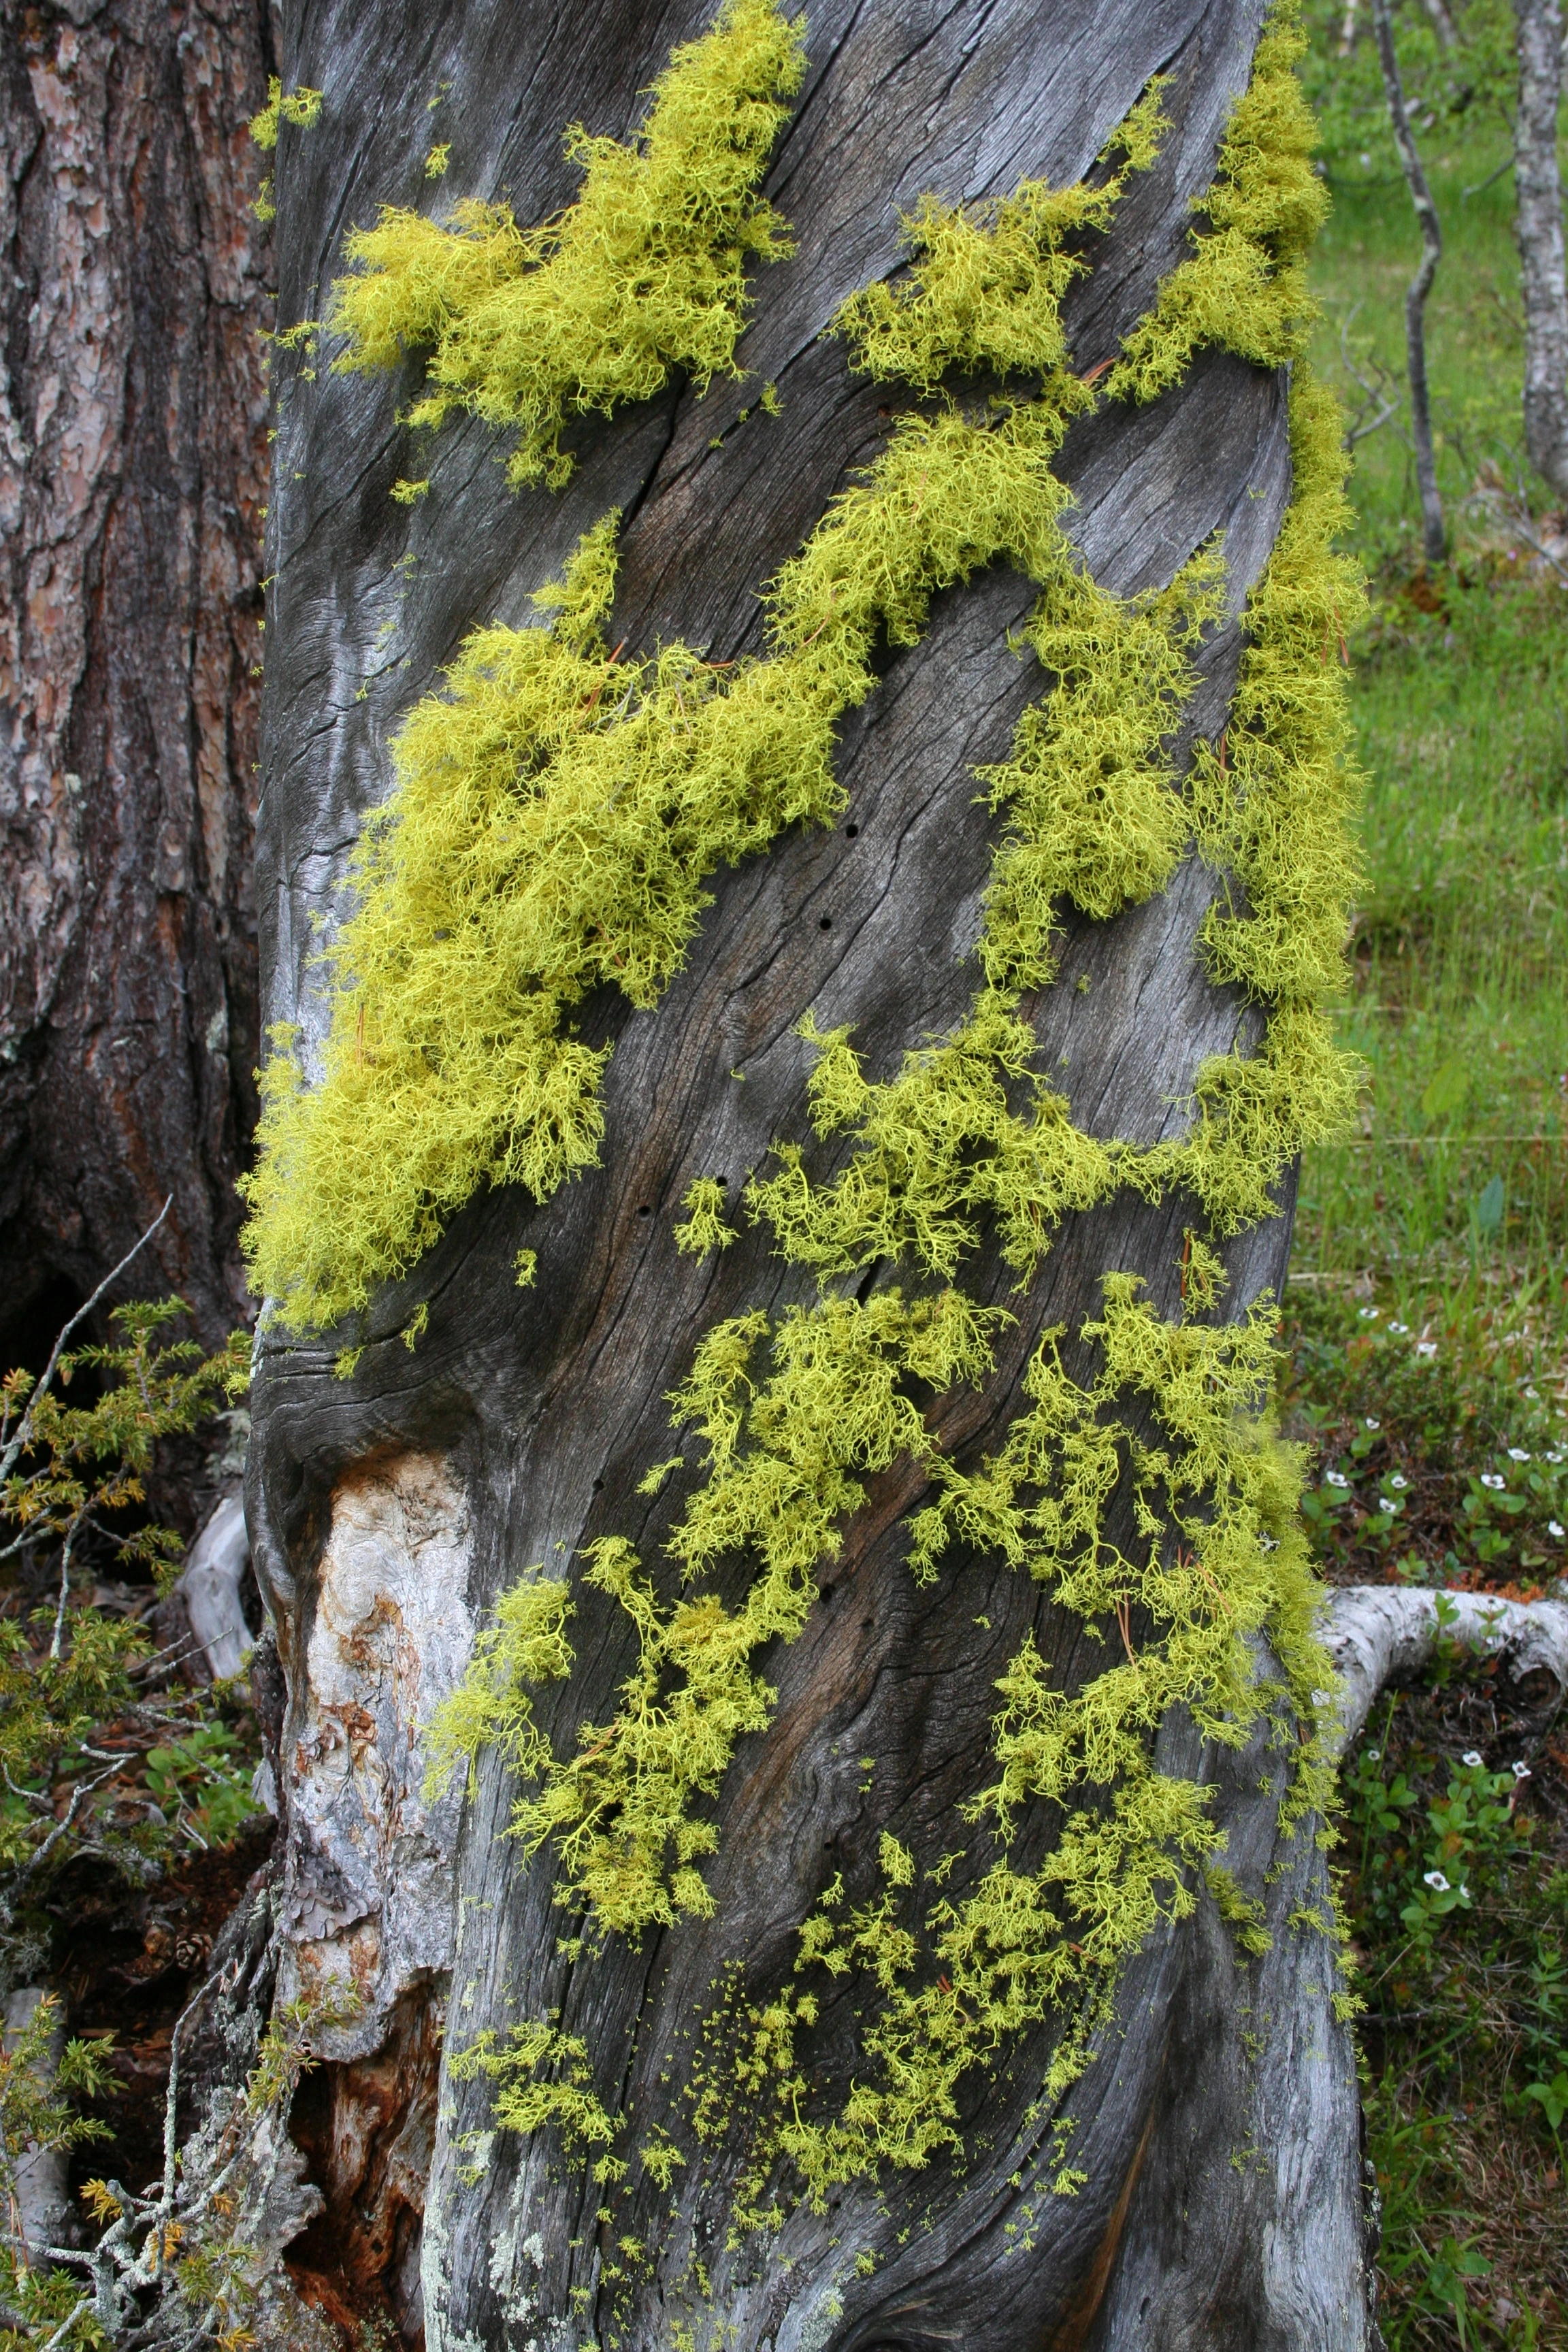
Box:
[248, 3, 1377, 2346]
[0, 0, 274, 1363]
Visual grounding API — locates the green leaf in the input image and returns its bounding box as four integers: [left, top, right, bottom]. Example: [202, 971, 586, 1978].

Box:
[1420, 1057, 1469, 1124]
[1473, 1173, 1505, 1236]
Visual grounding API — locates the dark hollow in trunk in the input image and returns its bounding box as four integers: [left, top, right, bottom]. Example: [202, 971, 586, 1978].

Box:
[250, 3, 1375, 2346]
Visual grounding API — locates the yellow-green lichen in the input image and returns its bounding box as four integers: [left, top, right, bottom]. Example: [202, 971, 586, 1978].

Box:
[674, 1177, 738, 1255]
[448, 2019, 614, 2155]
[748, 995, 1120, 1286]
[250, 78, 323, 223]
[290, 18, 1359, 2247]
[329, 0, 804, 489]
[242, 391, 1114, 1331]
[977, 543, 1225, 984]
[744, 537, 1227, 1290]
[833, 87, 1166, 393]
[1149, 365, 1366, 1230]
[249, 76, 323, 150]
[684, 1277, 1331, 2219]
[425, 1571, 574, 1802]
[430, 1289, 1002, 1941]
[1105, 1, 1325, 406]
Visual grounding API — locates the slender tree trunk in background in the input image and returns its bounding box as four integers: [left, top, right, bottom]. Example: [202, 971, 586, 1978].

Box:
[0, 0, 274, 1370]
[247, 4, 1379, 2347]
[1514, 0, 1568, 499]
[1373, 0, 1448, 567]
[1421, 0, 1458, 52]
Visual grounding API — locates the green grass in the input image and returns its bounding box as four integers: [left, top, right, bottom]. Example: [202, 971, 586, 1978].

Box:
[1290, 27, 1568, 1432]
[1286, 16, 1568, 2341]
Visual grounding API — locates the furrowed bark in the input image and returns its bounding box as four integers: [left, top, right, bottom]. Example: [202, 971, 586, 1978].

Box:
[1514, 0, 1568, 499]
[1373, 0, 1447, 567]
[0, 0, 274, 1364]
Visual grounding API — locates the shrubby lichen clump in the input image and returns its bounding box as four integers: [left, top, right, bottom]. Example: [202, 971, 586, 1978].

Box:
[329, 0, 804, 487]
[251, 0, 1360, 2266]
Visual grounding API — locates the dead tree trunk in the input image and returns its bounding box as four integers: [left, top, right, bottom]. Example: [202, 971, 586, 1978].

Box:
[0, 0, 274, 1365]
[249, 3, 1375, 2346]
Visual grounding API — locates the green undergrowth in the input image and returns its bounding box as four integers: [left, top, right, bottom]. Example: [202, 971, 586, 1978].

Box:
[1285, 1284, 1568, 1603]
[0, 1299, 270, 2347]
[1338, 1637, 1567, 2347]
[1300, 0, 1526, 567]
[394, 1, 1371, 2259]
[1293, 570, 1568, 1350]
[1281, 20, 1568, 2331]
[329, 0, 804, 488]
[1289, 39, 1568, 1471]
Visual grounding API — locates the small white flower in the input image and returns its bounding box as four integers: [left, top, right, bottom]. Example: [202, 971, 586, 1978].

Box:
[1358, 1307, 1379, 1320]
[1379, 1497, 1399, 1514]
[1509, 1447, 1531, 1463]
[1424, 1869, 1450, 1892]
[1462, 1750, 1484, 1768]
[1325, 1471, 1350, 1489]
[1481, 1473, 1506, 1490]
[1513, 1761, 1532, 1780]
[1550, 1521, 1566, 1541]
[1416, 1341, 1438, 1359]
[1458, 1883, 1471, 1901]
[1390, 1474, 1409, 1490]
[1365, 1416, 1381, 1430]
[1366, 1748, 1381, 1763]
[1390, 1321, 1411, 1335]
[1548, 1451, 1565, 1465]
[1525, 1386, 1540, 1400]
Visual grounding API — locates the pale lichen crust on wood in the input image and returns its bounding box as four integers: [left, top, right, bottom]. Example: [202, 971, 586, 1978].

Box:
[247, 0, 1366, 2298]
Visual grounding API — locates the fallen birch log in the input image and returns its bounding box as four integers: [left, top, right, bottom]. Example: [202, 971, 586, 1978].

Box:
[1323, 1583, 1568, 1756]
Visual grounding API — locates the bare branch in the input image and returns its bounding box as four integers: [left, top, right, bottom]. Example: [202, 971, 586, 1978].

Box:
[0, 1197, 173, 1490]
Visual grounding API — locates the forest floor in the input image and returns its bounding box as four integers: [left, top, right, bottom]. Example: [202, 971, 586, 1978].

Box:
[1291, 39, 1568, 2349]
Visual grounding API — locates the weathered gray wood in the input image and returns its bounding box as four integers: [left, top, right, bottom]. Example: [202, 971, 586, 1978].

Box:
[249, 3, 1375, 2345]
[1325, 1585, 1568, 1756]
